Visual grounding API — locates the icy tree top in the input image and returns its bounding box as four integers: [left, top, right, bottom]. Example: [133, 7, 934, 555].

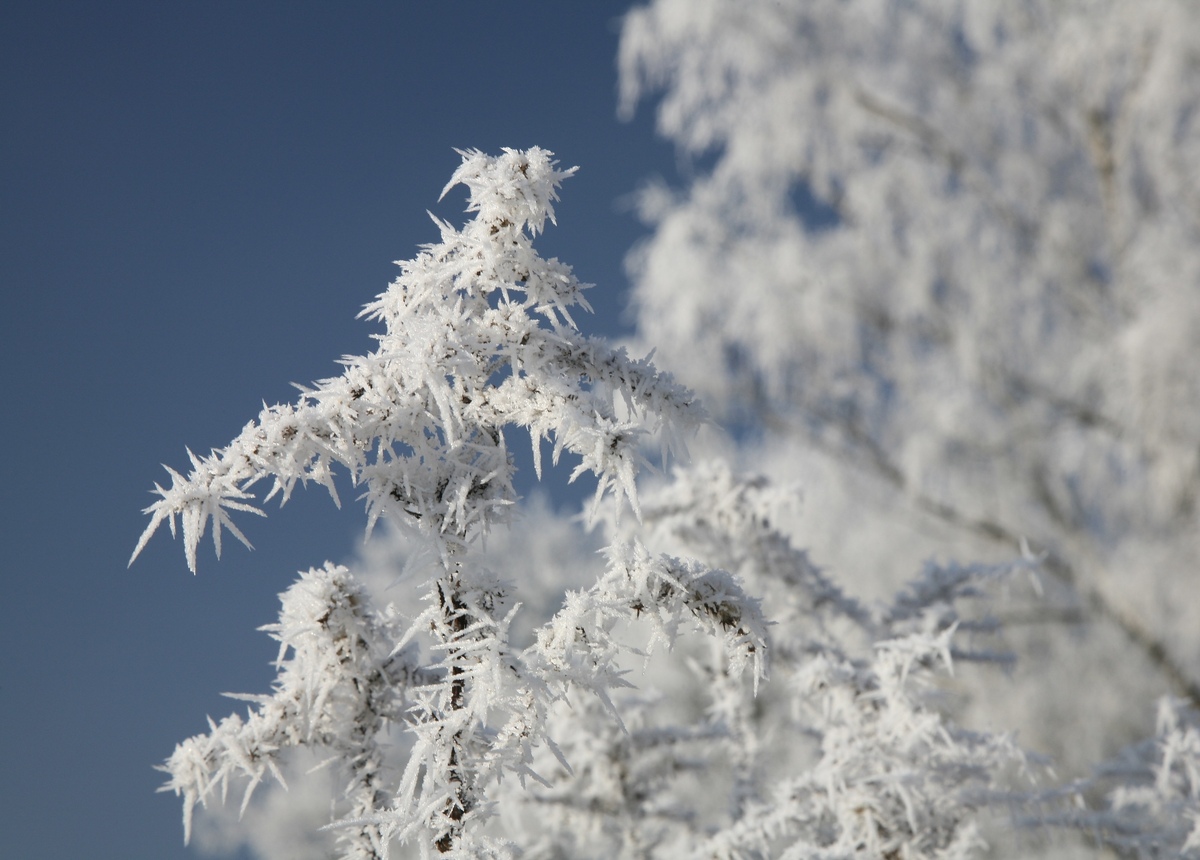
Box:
[132, 147, 703, 572]
[447, 146, 572, 236]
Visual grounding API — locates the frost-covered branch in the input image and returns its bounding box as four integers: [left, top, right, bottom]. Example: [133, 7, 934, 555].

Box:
[629, 460, 873, 631]
[132, 146, 701, 573]
[159, 563, 417, 859]
[532, 540, 769, 706]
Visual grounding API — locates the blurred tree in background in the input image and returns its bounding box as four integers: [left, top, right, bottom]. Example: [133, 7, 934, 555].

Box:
[620, 0, 1200, 782]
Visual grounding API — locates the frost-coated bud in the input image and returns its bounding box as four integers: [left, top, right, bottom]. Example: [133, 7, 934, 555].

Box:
[443, 146, 577, 236]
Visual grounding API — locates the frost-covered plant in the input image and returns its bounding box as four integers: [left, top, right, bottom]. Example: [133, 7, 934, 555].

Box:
[137, 143, 1170, 860]
[137, 148, 776, 858]
[132, 147, 697, 573]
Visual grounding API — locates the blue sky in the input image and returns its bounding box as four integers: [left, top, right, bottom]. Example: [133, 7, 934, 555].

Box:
[0, 3, 676, 856]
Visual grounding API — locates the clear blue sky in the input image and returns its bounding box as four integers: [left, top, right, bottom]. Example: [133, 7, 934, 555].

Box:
[0, 3, 676, 856]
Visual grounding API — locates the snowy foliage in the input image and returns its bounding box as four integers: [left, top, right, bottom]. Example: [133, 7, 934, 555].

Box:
[619, 0, 1200, 850]
[618, 0, 1200, 671]
[619, 0, 1200, 526]
[138, 135, 1195, 857]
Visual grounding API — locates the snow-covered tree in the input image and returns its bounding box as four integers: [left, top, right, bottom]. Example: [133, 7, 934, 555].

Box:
[619, 0, 1200, 844]
[130, 148, 1148, 859]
